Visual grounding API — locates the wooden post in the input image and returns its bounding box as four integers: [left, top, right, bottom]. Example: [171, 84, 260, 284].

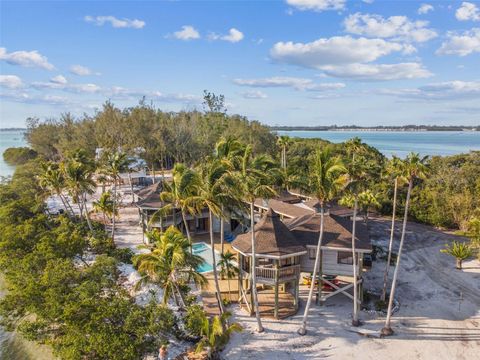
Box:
[274, 259, 279, 319]
[358, 254, 364, 306]
[238, 254, 243, 302]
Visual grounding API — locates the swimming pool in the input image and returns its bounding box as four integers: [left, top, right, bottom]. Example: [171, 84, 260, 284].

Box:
[192, 243, 220, 274]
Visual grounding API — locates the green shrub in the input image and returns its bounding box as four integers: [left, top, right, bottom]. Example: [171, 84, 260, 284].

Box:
[3, 147, 37, 165]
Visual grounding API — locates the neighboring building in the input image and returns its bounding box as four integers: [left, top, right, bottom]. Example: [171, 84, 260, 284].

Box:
[134, 181, 230, 240]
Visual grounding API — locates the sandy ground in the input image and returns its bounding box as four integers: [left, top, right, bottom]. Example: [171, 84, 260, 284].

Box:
[90, 192, 480, 360]
[223, 217, 480, 360]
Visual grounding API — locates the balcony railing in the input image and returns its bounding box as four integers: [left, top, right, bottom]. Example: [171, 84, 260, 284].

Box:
[255, 264, 300, 284]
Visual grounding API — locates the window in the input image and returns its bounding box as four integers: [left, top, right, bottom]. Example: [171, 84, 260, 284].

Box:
[337, 251, 353, 265]
[308, 248, 316, 260]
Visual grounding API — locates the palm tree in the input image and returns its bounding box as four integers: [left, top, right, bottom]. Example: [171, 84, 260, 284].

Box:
[133, 226, 207, 307]
[214, 137, 245, 254]
[441, 241, 472, 269]
[237, 145, 278, 333]
[159, 163, 200, 247]
[102, 151, 130, 239]
[195, 311, 242, 359]
[196, 159, 239, 315]
[298, 147, 347, 335]
[357, 189, 381, 226]
[277, 135, 291, 169]
[91, 191, 116, 231]
[343, 156, 370, 327]
[381, 156, 405, 302]
[39, 161, 74, 216]
[62, 153, 96, 232]
[345, 137, 364, 162]
[218, 251, 239, 302]
[381, 152, 428, 336]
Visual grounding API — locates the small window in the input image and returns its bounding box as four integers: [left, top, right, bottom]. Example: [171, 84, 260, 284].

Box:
[337, 251, 353, 265]
[308, 248, 316, 260]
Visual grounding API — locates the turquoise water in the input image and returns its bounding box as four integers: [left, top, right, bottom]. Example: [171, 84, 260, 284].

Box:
[277, 131, 480, 157]
[0, 129, 27, 178]
[192, 243, 217, 273]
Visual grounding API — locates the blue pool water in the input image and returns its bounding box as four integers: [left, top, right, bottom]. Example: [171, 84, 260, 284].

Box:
[192, 243, 218, 273]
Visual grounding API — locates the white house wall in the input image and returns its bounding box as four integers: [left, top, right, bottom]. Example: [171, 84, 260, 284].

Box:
[300, 247, 361, 277]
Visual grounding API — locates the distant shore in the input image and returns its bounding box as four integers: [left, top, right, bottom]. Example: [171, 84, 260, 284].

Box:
[271, 126, 479, 132]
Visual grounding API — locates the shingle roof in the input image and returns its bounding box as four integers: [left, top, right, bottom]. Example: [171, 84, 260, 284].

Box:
[254, 198, 314, 219]
[286, 213, 371, 252]
[135, 182, 162, 199]
[232, 208, 307, 258]
[135, 182, 164, 209]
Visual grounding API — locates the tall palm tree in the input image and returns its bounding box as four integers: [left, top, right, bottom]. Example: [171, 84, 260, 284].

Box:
[343, 156, 370, 327]
[91, 191, 116, 231]
[277, 135, 291, 169]
[133, 226, 207, 307]
[381, 153, 428, 336]
[39, 161, 74, 216]
[62, 153, 96, 232]
[381, 156, 406, 302]
[298, 147, 347, 335]
[196, 159, 238, 315]
[237, 145, 277, 333]
[218, 251, 239, 302]
[102, 151, 130, 239]
[159, 163, 200, 247]
[214, 137, 245, 254]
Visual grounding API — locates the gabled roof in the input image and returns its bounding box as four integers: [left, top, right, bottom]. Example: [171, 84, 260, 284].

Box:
[254, 198, 314, 219]
[232, 208, 307, 258]
[135, 182, 164, 210]
[286, 213, 371, 252]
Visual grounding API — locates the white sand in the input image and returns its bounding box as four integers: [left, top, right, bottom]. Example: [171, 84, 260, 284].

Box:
[223, 217, 480, 360]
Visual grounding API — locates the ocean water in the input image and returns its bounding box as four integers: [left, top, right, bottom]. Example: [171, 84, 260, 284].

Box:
[277, 131, 480, 157]
[0, 129, 27, 178]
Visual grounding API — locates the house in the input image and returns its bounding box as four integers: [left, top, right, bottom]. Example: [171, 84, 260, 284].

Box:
[134, 181, 231, 241]
[231, 197, 371, 319]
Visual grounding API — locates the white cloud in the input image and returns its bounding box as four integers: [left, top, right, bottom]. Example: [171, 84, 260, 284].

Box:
[321, 62, 432, 81]
[31, 79, 101, 94]
[50, 75, 68, 85]
[418, 4, 434, 15]
[70, 64, 99, 76]
[209, 28, 244, 43]
[172, 25, 200, 40]
[436, 28, 480, 56]
[233, 76, 345, 91]
[0, 47, 54, 70]
[108, 87, 201, 103]
[362, 0, 374, 4]
[0, 91, 71, 106]
[286, 0, 346, 12]
[270, 36, 412, 69]
[84, 15, 145, 29]
[456, 2, 480, 21]
[344, 13, 437, 42]
[241, 90, 268, 99]
[0, 75, 23, 89]
[380, 80, 480, 101]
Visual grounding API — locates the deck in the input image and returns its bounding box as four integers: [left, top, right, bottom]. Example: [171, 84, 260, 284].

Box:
[240, 288, 298, 319]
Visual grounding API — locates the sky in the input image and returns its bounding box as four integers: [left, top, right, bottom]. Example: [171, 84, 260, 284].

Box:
[1, 0, 480, 128]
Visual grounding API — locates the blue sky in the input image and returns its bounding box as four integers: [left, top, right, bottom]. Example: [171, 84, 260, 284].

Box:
[1, 0, 480, 127]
